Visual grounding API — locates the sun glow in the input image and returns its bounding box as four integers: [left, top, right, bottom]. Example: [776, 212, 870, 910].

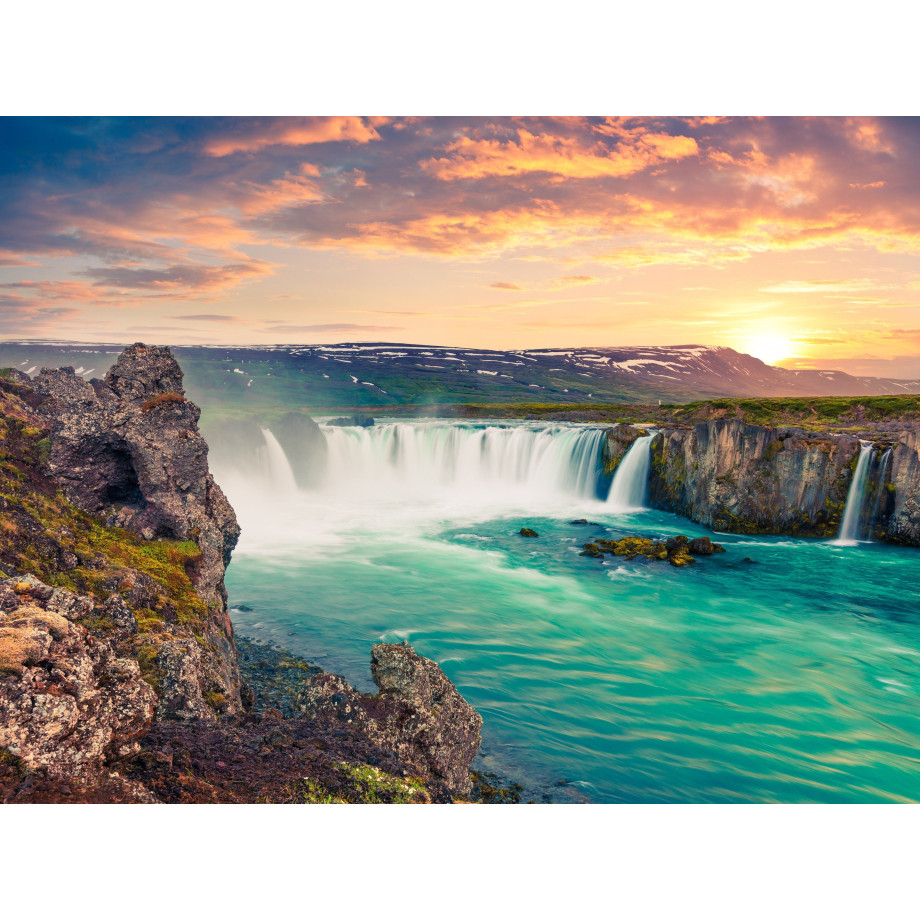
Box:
[743, 333, 796, 366]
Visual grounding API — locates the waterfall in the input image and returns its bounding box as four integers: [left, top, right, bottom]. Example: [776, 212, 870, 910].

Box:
[869, 447, 893, 533]
[833, 442, 874, 545]
[606, 433, 655, 510]
[320, 422, 608, 501]
[258, 427, 299, 494]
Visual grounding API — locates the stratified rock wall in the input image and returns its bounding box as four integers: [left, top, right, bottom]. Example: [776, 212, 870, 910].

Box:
[886, 430, 920, 545]
[647, 420, 860, 538]
[602, 424, 648, 475]
[643, 419, 919, 545]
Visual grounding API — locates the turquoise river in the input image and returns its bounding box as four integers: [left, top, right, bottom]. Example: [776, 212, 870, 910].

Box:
[215, 419, 920, 804]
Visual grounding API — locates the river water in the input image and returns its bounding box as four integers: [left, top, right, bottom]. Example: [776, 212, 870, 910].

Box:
[215, 419, 920, 803]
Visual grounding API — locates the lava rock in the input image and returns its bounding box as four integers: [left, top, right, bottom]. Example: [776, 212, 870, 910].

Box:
[687, 536, 725, 555]
[299, 643, 482, 797]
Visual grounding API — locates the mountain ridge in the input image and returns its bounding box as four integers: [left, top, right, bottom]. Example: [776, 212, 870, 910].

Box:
[1, 341, 918, 414]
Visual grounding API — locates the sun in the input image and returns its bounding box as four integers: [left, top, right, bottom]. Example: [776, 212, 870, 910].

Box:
[744, 333, 795, 366]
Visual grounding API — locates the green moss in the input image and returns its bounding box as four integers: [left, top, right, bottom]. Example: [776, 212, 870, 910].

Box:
[278, 762, 429, 804]
[763, 438, 785, 462]
[135, 643, 164, 694]
[0, 748, 28, 781]
[205, 690, 227, 712]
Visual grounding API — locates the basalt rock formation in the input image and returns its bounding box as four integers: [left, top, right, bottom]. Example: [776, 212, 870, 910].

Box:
[646, 420, 859, 538]
[886, 430, 920, 545]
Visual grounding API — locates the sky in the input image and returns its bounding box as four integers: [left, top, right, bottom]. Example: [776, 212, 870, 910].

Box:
[2, 116, 920, 375]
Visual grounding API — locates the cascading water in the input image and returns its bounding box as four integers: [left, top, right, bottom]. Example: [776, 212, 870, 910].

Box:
[217, 416, 920, 804]
[833, 442, 874, 545]
[213, 420, 616, 553]
[321, 422, 609, 502]
[257, 427, 299, 493]
[606, 433, 655, 510]
[869, 447, 893, 531]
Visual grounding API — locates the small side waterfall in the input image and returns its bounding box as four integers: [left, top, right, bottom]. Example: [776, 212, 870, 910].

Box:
[869, 447, 894, 532]
[258, 427, 299, 493]
[833, 442, 874, 545]
[606, 433, 655, 510]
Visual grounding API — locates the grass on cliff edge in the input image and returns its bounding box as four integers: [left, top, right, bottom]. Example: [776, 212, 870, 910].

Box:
[445, 394, 920, 429]
[0, 376, 207, 631]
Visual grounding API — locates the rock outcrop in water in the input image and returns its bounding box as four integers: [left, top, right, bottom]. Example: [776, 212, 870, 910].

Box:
[0, 346, 483, 803]
[298, 643, 483, 797]
[580, 534, 724, 566]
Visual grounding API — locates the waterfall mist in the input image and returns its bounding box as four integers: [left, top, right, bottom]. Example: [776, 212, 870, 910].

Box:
[211, 420, 627, 557]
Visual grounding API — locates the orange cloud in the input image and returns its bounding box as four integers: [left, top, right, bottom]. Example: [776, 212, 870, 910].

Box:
[420, 127, 699, 181]
[203, 117, 381, 157]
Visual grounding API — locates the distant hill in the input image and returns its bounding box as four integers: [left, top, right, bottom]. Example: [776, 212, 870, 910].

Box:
[0, 341, 918, 416]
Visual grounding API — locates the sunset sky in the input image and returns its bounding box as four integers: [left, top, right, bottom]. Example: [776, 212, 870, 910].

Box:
[2, 116, 920, 375]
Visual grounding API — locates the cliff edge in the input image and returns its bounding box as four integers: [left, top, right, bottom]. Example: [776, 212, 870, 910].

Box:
[0, 345, 482, 803]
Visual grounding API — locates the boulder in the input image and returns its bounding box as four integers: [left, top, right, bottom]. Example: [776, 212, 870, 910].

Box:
[688, 536, 727, 555]
[299, 643, 482, 797]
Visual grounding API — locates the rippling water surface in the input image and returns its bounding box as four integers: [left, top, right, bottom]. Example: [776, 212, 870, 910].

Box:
[217, 419, 920, 803]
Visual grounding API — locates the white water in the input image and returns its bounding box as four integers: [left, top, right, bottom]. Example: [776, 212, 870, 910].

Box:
[216, 420, 616, 557]
[258, 427, 299, 493]
[870, 448, 893, 527]
[322, 422, 607, 503]
[606, 434, 655, 511]
[833, 442, 874, 545]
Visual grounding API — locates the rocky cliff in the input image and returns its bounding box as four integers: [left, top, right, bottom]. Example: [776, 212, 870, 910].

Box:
[604, 419, 920, 544]
[0, 345, 482, 803]
[28, 343, 244, 714]
[886, 429, 920, 545]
